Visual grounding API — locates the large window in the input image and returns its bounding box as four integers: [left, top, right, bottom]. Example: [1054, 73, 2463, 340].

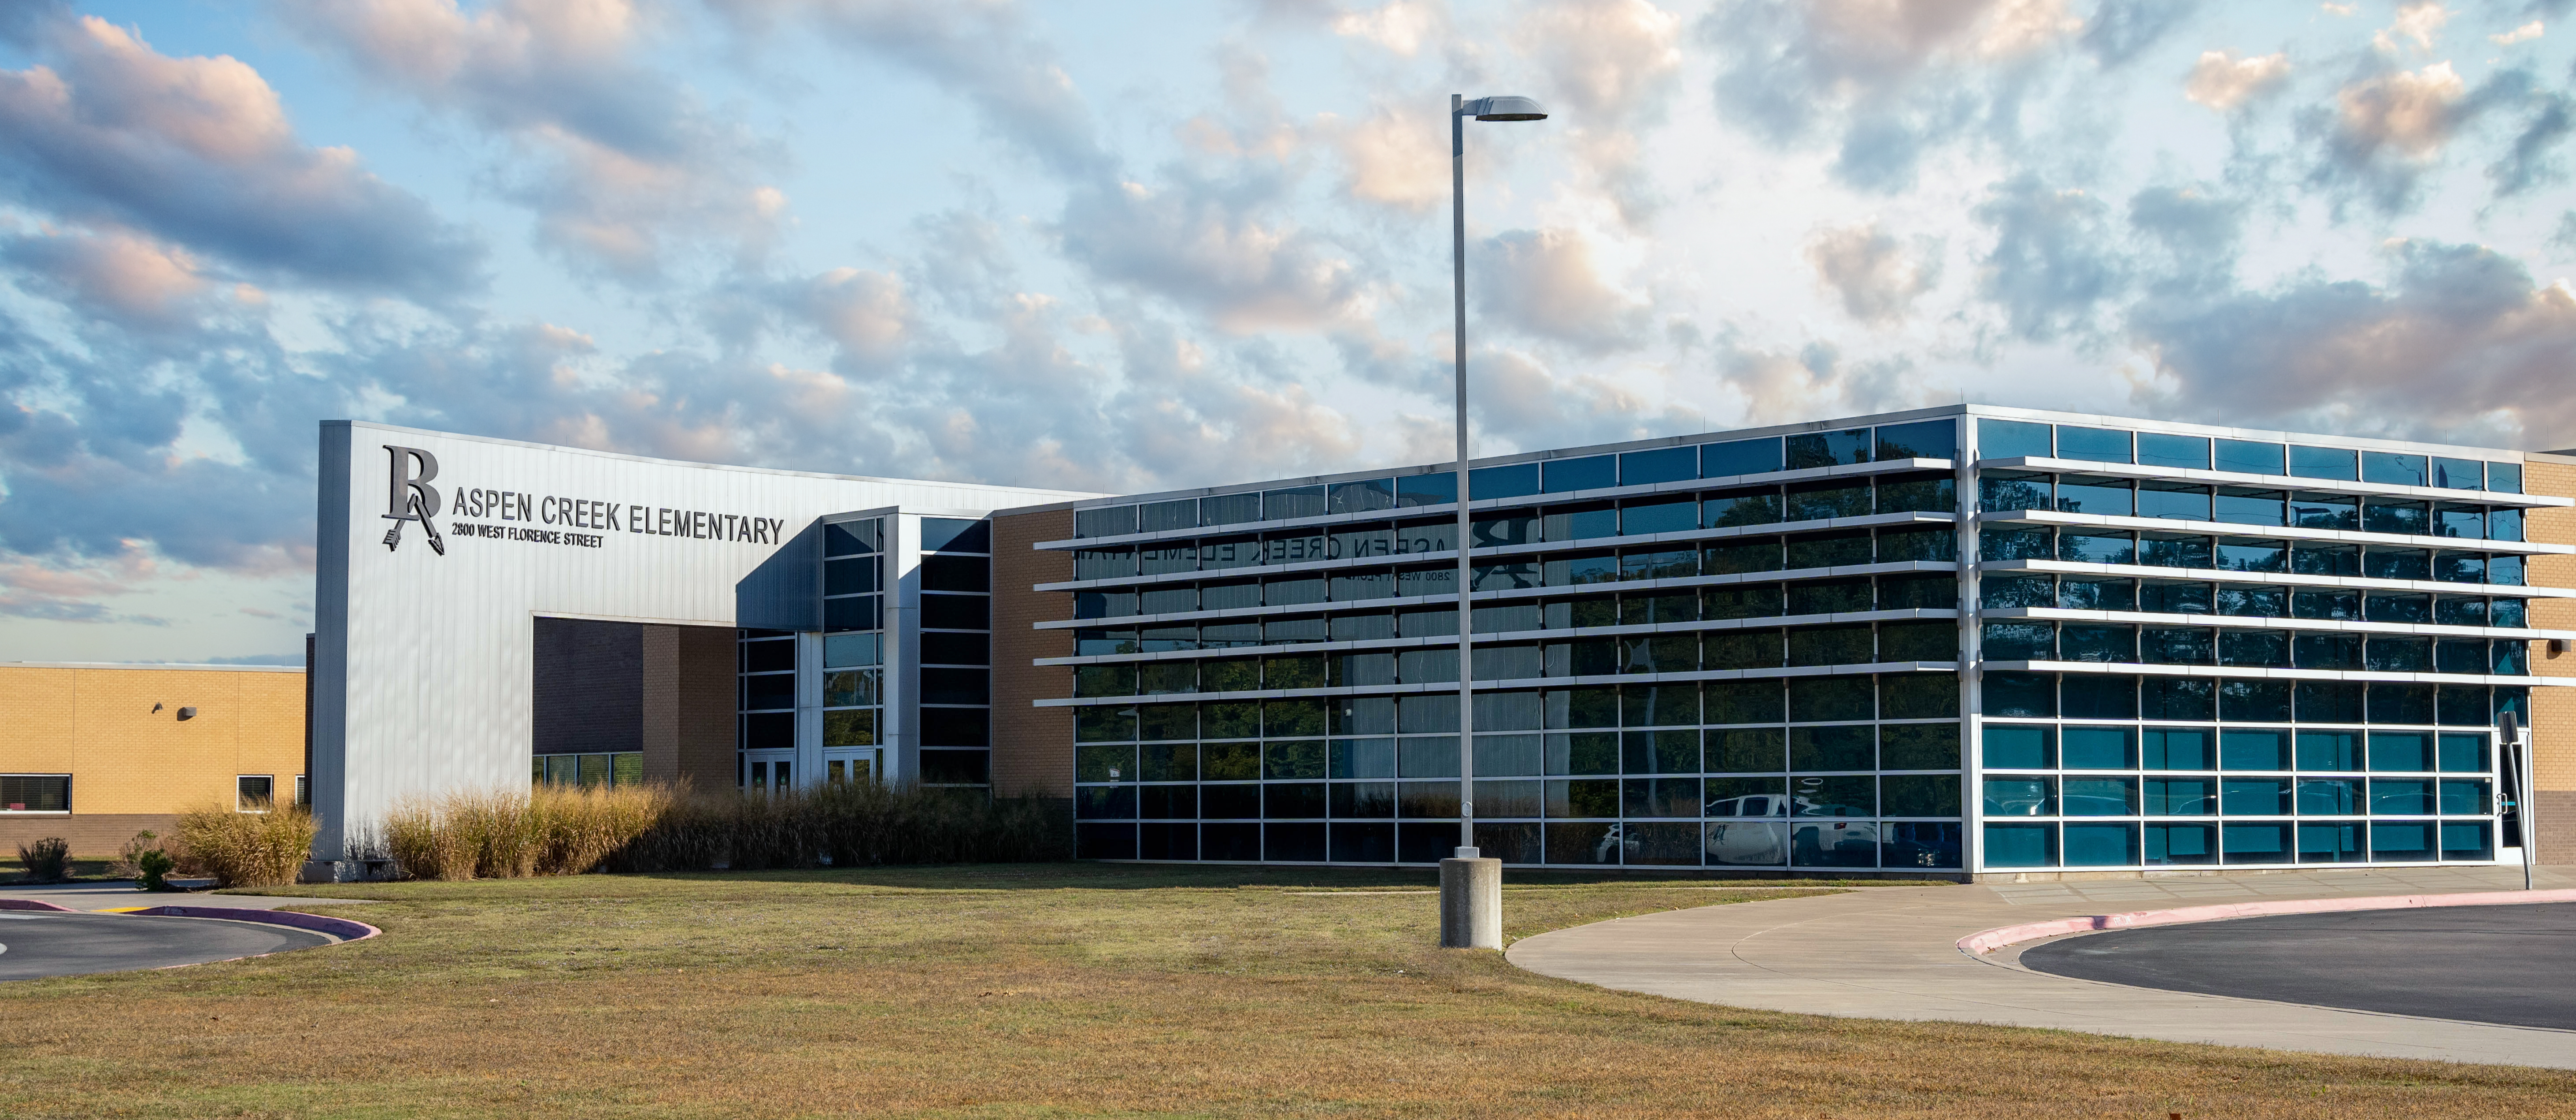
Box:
[1, 774, 69, 813]
[1977, 672, 2511, 870]
[1070, 675, 1966, 869]
[532, 753, 644, 788]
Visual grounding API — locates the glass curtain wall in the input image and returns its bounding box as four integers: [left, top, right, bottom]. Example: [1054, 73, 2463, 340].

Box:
[1970, 417, 2535, 871]
[821, 517, 885, 784]
[1055, 419, 1971, 868]
[1048, 413, 2548, 871]
[919, 517, 994, 789]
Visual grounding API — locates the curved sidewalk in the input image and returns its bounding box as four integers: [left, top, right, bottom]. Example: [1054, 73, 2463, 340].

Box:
[1507, 866, 2576, 1069]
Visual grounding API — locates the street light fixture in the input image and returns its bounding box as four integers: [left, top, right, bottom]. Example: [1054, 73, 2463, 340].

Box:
[1442, 92, 1547, 951]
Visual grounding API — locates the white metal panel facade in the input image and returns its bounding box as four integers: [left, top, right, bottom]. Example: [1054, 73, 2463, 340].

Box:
[311, 421, 1096, 857]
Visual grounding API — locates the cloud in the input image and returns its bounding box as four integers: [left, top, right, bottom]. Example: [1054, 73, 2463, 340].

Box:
[1517, 0, 1684, 226]
[0, 13, 479, 298]
[1058, 178, 1366, 333]
[1715, 340, 1921, 426]
[2184, 51, 2291, 111]
[1973, 175, 2125, 341]
[1, 225, 228, 334]
[1521, 0, 1684, 124]
[1334, 104, 1447, 212]
[1331, 0, 1442, 57]
[780, 267, 914, 374]
[0, 544, 159, 622]
[2126, 184, 2244, 295]
[713, 0, 1110, 180]
[2373, 2, 2449, 52]
[1703, 0, 2088, 192]
[2491, 21, 2545, 45]
[2487, 82, 2572, 199]
[2306, 61, 2477, 212]
[1803, 222, 1939, 324]
[2128, 241, 2576, 445]
[1473, 226, 1650, 353]
[280, 0, 781, 281]
[2079, 0, 2199, 68]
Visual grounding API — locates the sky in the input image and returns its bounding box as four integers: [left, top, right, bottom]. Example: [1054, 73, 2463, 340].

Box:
[0, 0, 2570, 664]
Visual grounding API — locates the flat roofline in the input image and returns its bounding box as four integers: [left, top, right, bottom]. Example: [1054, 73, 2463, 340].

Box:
[0, 661, 305, 673]
[996, 404, 2550, 517]
[330, 419, 1109, 503]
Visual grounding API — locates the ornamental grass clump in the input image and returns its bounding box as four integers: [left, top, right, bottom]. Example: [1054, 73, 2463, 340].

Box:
[174, 803, 316, 888]
[374, 781, 1066, 879]
[381, 799, 474, 881]
[15, 836, 71, 883]
[382, 784, 669, 880]
[532, 783, 671, 875]
[609, 783, 1071, 872]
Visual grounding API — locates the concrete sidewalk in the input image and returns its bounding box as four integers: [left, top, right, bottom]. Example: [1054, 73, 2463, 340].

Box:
[1507, 865, 2576, 1069]
[0, 882, 378, 911]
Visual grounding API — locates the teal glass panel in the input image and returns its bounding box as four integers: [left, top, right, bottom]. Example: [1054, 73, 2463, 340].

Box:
[2063, 822, 2139, 866]
[2061, 726, 2136, 770]
[1982, 823, 2057, 867]
[1981, 725, 2054, 769]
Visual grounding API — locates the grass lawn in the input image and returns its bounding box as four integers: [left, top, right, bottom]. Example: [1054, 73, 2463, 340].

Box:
[4, 864, 2572, 1118]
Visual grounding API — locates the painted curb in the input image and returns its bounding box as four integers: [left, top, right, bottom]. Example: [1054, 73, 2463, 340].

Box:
[0, 898, 79, 912]
[125, 906, 381, 942]
[1958, 888, 2576, 955]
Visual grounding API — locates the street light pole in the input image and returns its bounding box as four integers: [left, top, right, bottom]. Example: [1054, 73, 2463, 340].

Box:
[1440, 93, 1547, 951]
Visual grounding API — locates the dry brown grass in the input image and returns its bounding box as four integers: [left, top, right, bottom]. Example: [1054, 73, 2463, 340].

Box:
[170, 803, 315, 887]
[2, 864, 2571, 1118]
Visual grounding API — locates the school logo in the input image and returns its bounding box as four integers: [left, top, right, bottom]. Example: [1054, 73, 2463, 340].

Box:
[381, 445, 447, 555]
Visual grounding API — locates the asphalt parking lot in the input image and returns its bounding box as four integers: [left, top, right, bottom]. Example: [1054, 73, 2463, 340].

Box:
[2021, 902, 2576, 1030]
[0, 911, 333, 980]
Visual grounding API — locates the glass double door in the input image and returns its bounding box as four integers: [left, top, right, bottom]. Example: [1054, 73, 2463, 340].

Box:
[743, 749, 795, 795]
[826, 749, 880, 786]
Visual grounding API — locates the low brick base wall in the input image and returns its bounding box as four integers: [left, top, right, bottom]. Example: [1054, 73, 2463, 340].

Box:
[0, 814, 177, 860]
[2538, 791, 2576, 865]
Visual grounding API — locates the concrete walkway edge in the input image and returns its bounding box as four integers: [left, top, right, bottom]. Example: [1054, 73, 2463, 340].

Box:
[1958, 888, 2576, 954]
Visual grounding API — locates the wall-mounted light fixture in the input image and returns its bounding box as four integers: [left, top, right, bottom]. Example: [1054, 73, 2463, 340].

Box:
[176, 707, 196, 721]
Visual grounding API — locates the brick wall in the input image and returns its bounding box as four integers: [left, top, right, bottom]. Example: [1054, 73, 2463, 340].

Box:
[640, 625, 681, 782]
[532, 617, 644, 754]
[2526, 458, 2575, 861]
[676, 624, 738, 790]
[0, 665, 304, 856]
[990, 507, 1074, 799]
[1, 814, 176, 860]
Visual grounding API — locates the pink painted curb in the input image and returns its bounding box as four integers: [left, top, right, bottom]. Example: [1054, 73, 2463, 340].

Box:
[1958, 888, 2576, 955]
[0, 898, 78, 912]
[127, 906, 382, 942]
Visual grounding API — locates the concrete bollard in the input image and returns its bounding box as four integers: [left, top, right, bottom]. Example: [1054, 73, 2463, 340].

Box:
[1439, 852, 1502, 949]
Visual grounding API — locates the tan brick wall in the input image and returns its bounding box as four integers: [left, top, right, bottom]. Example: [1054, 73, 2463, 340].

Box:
[990, 508, 1074, 799]
[2527, 460, 2576, 802]
[0, 666, 305, 854]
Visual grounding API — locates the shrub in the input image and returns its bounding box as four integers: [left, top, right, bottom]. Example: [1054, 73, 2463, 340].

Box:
[175, 804, 318, 888]
[15, 836, 70, 883]
[135, 849, 176, 892]
[109, 830, 166, 879]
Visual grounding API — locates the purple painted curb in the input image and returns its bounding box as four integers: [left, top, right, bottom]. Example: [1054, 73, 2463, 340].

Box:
[0, 898, 79, 912]
[1958, 887, 2576, 955]
[126, 906, 382, 942]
